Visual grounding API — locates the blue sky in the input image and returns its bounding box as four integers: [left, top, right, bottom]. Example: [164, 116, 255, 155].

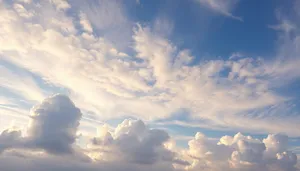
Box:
[130, 0, 279, 57]
[0, 0, 300, 170]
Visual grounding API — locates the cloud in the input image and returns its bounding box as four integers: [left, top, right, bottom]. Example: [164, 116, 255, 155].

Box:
[26, 94, 82, 154]
[0, 61, 46, 102]
[0, 0, 300, 139]
[196, 0, 242, 21]
[79, 0, 133, 50]
[79, 12, 93, 33]
[16, 0, 32, 4]
[50, 0, 71, 10]
[0, 94, 82, 155]
[88, 119, 178, 165]
[0, 94, 181, 170]
[0, 152, 177, 171]
[13, 3, 34, 18]
[0, 129, 23, 153]
[0, 94, 298, 171]
[0, 1, 299, 171]
[268, 20, 297, 33]
[186, 132, 298, 171]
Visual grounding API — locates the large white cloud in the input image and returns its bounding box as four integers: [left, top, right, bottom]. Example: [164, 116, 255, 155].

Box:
[26, 94, 82, 154]
[0, 94, 82, 154]
[88, 119, 179, 165]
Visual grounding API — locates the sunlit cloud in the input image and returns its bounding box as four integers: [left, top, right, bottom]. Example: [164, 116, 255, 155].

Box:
[0, 0, 300, 170]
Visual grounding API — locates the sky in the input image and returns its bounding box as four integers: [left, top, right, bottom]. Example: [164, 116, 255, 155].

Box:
[0, 0, 300, 170]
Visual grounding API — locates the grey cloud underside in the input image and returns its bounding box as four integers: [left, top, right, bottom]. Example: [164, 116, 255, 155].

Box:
[0, 94, 298, 171]
[27, 94, 82, 154]
[0, 94, 82, 155]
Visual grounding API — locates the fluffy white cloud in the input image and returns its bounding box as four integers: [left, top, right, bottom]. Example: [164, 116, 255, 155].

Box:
[88, 119, 178, 165]
[26, 94, 82, 154]
[186, 132, 298, 171]
[0, 94, 82, 154]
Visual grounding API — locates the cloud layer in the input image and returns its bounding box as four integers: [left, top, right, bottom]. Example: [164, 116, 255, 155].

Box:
[0, 94, 298, 171]
[0, 1, 300, 170]
[0, 0, 300, 137]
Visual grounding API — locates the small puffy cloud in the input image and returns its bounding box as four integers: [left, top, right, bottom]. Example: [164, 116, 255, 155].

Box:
[50, 0, 71, 10]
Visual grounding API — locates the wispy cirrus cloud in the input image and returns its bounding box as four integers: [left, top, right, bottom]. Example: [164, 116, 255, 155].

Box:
[0, 0, 300, 137]
[195, 0, 243, 21]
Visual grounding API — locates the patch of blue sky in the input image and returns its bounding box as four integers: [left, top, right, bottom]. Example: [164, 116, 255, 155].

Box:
[132, 0, 279, 59]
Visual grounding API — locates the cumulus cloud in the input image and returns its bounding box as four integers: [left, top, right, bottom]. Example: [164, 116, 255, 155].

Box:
[0, 94, 298, 171]
[0, 94, 180, 170]
[0, 95, 82, 155]
[88, 119, 177, 165]
[186, 132, 298, 171]
[26, 94, 82, 154]
[0, 129, 23, 153]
